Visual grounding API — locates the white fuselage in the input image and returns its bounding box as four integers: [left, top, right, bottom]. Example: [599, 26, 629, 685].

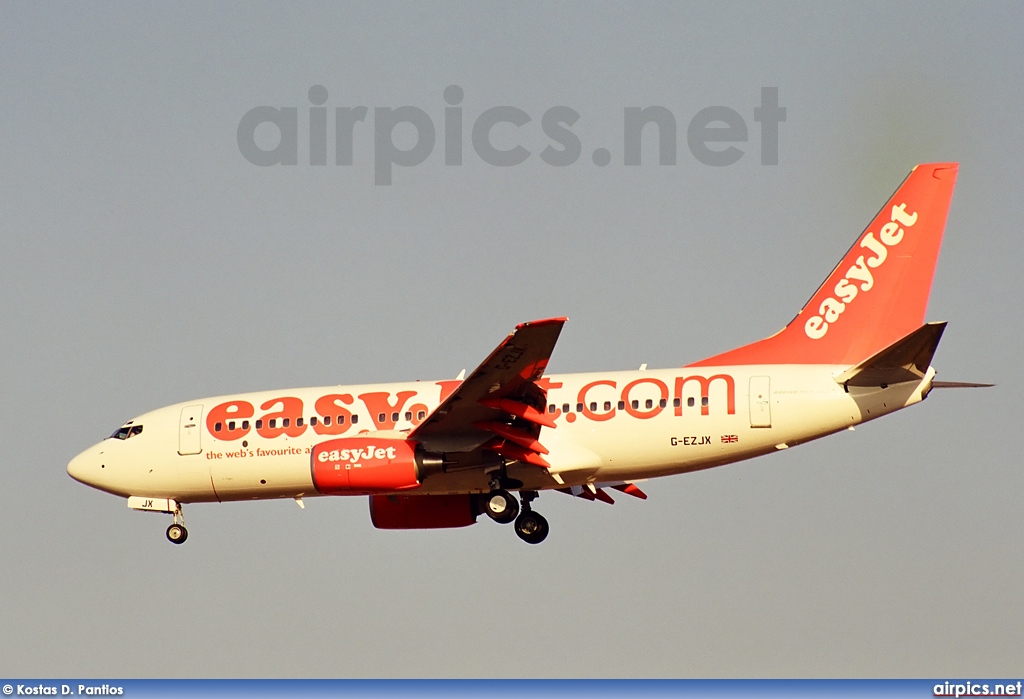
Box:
[66, 364, 934, 504]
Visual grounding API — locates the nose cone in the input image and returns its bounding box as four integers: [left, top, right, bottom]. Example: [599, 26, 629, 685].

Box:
[67, 449, 92, 485]
[67, 444, 106, 490]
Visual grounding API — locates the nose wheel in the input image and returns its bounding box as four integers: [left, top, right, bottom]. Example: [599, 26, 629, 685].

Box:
[165, 506, 188, 544]
[166, 523, 188, 544]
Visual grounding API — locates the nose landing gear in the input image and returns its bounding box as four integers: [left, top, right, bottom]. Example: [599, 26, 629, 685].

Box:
[166, 523, 188, 544]
[126, 497, 190, 545]
[165, 506, 188, 544]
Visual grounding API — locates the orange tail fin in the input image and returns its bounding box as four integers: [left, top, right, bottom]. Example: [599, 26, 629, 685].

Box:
[690, 162, 959, 366]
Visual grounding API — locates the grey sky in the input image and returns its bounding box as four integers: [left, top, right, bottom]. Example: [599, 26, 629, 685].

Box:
[1, 0, 1021, 677]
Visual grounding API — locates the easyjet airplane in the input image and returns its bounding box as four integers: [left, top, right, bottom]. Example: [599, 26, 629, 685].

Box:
[68, 162, 988, 545]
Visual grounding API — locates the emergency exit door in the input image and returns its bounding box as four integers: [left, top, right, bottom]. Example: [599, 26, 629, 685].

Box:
[178, 405, 204, 455]
[749, 376, 771, 428]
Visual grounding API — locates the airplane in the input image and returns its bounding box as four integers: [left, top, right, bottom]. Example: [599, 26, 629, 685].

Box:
[67, 162, 989, 545]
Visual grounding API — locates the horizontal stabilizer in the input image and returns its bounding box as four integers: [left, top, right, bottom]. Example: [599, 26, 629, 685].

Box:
[931, 381, 995, 389]
[835, 321, 946, 388]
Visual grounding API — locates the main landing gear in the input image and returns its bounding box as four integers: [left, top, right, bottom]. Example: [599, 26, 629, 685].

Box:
[165, 506, 188, 544]
[482, 488, 519, 524]
[482, 487, 549, 544]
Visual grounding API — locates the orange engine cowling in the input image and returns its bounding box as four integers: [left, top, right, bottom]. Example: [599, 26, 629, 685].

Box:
[369, 493, 479, 529]
[311, 437, 442, 494]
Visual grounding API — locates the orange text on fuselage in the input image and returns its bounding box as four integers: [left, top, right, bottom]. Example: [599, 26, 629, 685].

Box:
[205, 374, 737, 441]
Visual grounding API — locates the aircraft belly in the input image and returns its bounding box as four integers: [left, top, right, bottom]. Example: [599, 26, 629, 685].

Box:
[116, 432, 219, 502]
[208, 447, 315, 501]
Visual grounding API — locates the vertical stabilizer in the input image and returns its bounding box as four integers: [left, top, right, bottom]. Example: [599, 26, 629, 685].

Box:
[690, 163, 958, 367]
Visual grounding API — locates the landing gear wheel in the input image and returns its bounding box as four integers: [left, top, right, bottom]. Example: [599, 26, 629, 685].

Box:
[514, 511, 549, 544]
[483, 489, 520, 524]
[166, 523, 188, 544]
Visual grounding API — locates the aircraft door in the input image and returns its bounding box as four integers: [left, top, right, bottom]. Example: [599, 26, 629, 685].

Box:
[749, 376, 771, 428]
[178, 405, 204, 455]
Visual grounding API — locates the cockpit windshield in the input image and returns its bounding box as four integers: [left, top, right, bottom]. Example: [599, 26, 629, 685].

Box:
[109, 424, 143, 440]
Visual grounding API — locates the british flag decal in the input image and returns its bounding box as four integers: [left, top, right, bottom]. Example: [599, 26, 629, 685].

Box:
[721, 434, 739, 444]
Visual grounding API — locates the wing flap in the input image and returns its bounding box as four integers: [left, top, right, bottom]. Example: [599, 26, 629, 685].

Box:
[557, 481, 649, 504]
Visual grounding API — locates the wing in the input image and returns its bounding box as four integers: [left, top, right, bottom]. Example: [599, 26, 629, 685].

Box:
[409, 317, 566, 456]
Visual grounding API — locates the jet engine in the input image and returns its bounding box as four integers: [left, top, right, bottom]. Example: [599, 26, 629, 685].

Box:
[311, 437, 443, 494]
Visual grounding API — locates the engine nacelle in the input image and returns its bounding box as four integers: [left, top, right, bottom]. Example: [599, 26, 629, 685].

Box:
[369, 493, 479, 529]
[311, 437, 443, 494]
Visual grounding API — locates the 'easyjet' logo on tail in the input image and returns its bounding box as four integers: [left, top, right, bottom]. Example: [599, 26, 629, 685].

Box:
[804, 203, 918, 340]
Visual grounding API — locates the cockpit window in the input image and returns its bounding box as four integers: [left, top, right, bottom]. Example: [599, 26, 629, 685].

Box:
[109, 424, 143, 440]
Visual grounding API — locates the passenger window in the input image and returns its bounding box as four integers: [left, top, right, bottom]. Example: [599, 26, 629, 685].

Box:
[618, 401, 625, 410]
[631, 400, 639, 409]
[323, 416, 331, 426]
[562, 403, 570, 413]
[673, 398, 680, 408]
[659, 399, 667, 409]
[352, 415, 359, 424]
[417, 410, 426, 420]
[548, 405, 556, 414]
[405, 411, 412, 421]
[701, 397, 709, 407]
[242, 420, 250, 430]
[296, 417, 304, 427]
[391, 412, 399, 422]
[256, 419, 263, 429]
[214, 423, 222, 433]
[228, 421, 235, 431]
[310, 416, 318, 426]
[269, 419, 277, 428]
[576, 403, 583, 413]
[282, 418, 290, 427]
[645, 399, 653, 409]
[604, 401, 611, 411]
[687, 397, 695, 407]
